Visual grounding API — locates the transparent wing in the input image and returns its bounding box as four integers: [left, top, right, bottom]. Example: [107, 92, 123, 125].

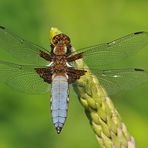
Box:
[89, 68, 148, 95]
[0, 60, 50, 94]
[74, 32, 148, 68]
[0, 26, 49, 65]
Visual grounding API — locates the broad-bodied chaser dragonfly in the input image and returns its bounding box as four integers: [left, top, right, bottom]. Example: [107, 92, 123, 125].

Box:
[0, 26, 148, 134]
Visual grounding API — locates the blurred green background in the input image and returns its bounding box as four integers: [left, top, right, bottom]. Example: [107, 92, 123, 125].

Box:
[0, 0, 148, 148]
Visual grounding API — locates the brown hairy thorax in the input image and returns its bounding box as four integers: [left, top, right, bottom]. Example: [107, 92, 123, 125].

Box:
[36, 33, 86, 84]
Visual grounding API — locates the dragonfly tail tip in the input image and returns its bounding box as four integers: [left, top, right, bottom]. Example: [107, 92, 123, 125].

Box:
[56, 126, 62, 134]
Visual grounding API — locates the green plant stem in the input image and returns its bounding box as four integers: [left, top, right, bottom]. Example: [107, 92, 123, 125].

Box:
[73, 53, 135, 148]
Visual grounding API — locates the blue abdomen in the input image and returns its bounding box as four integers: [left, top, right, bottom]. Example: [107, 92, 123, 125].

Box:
[51, 75, 69, 134]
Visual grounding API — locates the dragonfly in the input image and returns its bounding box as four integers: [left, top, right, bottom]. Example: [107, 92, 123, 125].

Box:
[0, 26, 148, 134]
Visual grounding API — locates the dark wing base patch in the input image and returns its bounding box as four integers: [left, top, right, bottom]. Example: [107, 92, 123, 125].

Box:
[39, 50, 52, 61]
[67, 68, 86, 83]
[35, 68, 52, 84]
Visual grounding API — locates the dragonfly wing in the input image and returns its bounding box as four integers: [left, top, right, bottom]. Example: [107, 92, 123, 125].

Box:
[0, 61, 50, 94]
[0, 26, 49, 65]
[89, 68, 148, 96]
[73, 32, 148, 68]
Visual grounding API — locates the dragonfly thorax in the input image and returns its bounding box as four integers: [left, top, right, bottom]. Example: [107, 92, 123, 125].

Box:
[53, 45, 67, 55]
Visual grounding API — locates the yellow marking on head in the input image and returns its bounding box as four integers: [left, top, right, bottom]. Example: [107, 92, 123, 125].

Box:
[50, 27, 62, 42]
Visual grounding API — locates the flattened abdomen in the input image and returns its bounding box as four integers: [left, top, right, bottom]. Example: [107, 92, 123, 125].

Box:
[51, 75, 69, 134]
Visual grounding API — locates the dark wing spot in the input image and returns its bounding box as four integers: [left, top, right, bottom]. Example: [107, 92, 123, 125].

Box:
[134, 31, 144, 35]
[134, 68, 144, 72]
[0, 26, 5, 29]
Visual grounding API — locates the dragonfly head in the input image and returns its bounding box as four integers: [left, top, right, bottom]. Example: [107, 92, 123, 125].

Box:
[51, 34, 71, 55]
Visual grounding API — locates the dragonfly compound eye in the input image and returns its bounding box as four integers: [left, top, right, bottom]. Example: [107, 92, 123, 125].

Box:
[52, 34, 71, 46]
